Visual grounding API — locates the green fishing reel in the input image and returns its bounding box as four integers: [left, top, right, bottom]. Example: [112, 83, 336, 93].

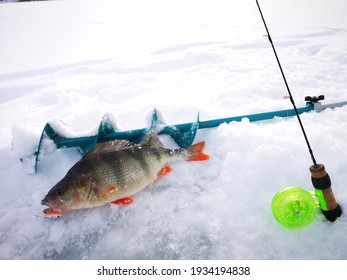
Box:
[271, 187, 319, 229]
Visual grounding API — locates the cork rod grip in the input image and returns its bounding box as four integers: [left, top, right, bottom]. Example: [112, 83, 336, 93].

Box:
[310, 164, 342, 221]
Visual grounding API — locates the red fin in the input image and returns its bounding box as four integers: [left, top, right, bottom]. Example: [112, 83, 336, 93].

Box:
[158, 163, 173, 176]
[111, 197, 134, 205]
[96, 186, 117, 198]
[186, 141, 210, 161]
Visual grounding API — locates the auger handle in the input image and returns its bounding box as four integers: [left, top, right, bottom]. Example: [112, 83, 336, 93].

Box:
[310, 164, 342, 221]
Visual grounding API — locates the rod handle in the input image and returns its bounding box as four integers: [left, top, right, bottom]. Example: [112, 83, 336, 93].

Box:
[310, 164, 342, 221]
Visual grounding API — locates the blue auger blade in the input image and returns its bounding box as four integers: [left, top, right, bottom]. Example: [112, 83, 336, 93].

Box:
[149, 108, 162, 132]
[161, 113, 199, 148]
[33, 102, 318, 173]
[34, 121, 94, 173]
[150, 108, 199, 148]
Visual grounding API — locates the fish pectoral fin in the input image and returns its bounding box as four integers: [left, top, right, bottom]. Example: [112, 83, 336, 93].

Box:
[111, 197, 134, 205]
[93, 185, 118, 198]
[158, 163, 173, 176]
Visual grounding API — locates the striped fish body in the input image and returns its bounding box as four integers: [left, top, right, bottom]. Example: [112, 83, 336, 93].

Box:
[83, 145, 181, 207]
[41, 132, 209, 217]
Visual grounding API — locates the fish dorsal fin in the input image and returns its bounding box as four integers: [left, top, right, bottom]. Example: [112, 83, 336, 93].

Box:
[83, 140, 136, 159]
[140, 131, 163, 148]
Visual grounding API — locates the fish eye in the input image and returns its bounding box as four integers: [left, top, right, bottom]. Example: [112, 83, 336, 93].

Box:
[57, 189, 63, 196]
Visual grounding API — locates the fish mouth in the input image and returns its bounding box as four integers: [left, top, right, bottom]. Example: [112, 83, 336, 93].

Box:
[41, 198, 59, 209]
[41, 199, 62, 215]
[43, 207, 63, 218]
[43, 207, 54, 214]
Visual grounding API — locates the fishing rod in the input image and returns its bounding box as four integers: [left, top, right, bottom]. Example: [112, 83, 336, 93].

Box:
[255, 0, 317, 166]
[255, 0, 342, 224]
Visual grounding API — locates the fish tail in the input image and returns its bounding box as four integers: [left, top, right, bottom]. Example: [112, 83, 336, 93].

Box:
[186, 141, 210, 161]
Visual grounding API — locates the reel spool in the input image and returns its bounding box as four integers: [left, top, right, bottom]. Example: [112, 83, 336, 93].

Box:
[271, 187, 319, 229]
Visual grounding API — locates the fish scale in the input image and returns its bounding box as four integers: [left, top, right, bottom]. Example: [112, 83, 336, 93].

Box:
[90, 147, 167, 199]
[41, 132, 209, 218]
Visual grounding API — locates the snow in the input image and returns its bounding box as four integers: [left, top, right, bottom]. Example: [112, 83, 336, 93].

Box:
[1, 0, 347, 260]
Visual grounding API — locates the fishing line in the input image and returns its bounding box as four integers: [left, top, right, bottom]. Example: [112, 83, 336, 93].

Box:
[255, 0, 318, 166]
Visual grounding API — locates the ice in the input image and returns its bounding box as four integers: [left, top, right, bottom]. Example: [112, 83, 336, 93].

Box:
[0, 0, 347, 260]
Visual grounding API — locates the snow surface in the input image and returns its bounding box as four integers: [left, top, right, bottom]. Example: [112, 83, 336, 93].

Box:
[1, 0, 347, 260]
